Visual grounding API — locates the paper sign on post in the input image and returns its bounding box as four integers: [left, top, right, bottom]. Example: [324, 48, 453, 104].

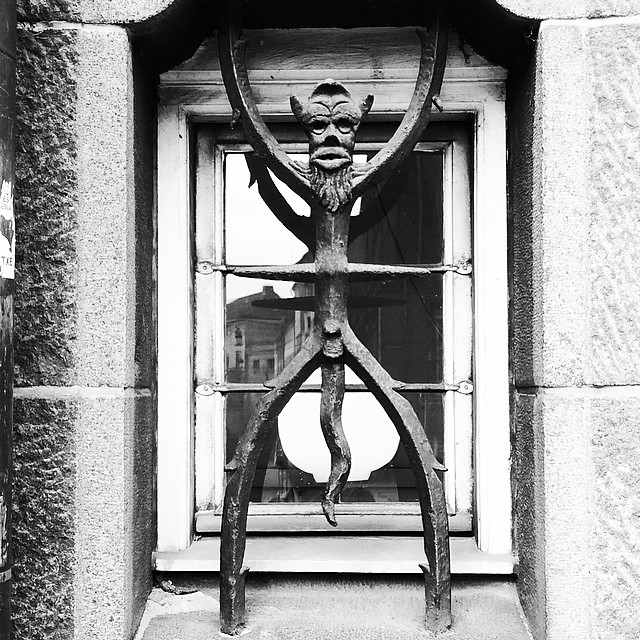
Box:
[0, 181, 15, 280]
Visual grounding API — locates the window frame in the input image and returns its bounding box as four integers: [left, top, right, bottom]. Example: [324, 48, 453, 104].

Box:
[155, 30, 510, 571]
[192, 131, 474, 534]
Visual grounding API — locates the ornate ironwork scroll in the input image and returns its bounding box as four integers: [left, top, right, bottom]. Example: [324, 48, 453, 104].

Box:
[217, 4, 450, 635]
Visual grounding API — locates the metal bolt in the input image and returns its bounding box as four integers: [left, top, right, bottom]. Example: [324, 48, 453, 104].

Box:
[456, 380, 474, 395]
[195, 383, 214, 396]
[196, 261, 215, 275]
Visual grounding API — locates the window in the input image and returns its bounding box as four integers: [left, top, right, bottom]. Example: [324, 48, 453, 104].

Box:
[156, 27, 511, 572]
[192, 121, 474, 534]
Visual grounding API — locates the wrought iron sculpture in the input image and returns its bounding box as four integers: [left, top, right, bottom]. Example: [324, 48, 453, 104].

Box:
[218, 4, 450, 635]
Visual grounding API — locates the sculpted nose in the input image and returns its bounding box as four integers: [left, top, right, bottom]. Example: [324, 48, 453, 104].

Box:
[322, 123, 340, 144]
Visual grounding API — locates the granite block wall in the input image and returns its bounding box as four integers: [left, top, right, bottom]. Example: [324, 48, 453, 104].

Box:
[511, 15, 640, 640]
[498, 0, 640, 19]
[13, 19, 156, 640]
[16, 0, 173, 24]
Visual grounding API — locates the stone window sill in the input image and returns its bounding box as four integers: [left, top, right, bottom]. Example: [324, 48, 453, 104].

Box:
[153, 536, 515, 574]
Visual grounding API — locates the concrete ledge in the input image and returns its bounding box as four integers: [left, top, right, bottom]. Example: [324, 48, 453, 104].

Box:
[135, 576, 532, 640]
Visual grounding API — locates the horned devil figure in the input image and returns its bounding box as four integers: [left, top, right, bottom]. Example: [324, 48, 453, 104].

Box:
[218, 6, 450, 636]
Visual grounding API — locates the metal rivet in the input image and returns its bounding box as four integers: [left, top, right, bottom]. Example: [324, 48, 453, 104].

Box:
[195, 383, 214, 396]
[456, 380, 474, 395]
[456, 261, 472, 275]
[196, 261, 215, 275]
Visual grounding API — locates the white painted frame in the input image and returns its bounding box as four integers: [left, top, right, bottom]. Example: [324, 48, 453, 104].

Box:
[156, 30, 510, 560]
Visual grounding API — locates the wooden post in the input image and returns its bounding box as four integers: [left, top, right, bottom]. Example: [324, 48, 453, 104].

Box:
[0, 0, 16, 637]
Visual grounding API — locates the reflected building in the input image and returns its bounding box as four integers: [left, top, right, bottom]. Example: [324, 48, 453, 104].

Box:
[225, 284, 314, 384]
[225, 285, 289, 383]
[225, 282, 318, 503]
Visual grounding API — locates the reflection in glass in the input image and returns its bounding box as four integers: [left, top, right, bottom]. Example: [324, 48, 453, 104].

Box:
[342, 392, 444, 503]
[223, 149, 447, 504]
[350, 277, 443, 383]
[225, 392, 324, 504]
[348, 152, 444, 265]
[225, 390, 444, 504]
[225, 275, 314, 383]
[225, 153, 309, 266]
[225, 276, 442, 384]
[225, 151, 368, 266]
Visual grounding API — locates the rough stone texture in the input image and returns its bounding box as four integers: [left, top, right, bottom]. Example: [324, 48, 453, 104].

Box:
[513, 20, 591, 388]
[511, 18, 640, 640]
[136, 577, 532, 640]
[508, 50, 536, 388]
[74, 391, 154, 639]
[75, 26, 138, 388]
[497, 0, 640, 19]
[12, 396, 76, 640]
[12, 22, 156, 640]
[17, 0, 174, 24]
[586, 19, 640, 385]
[513, 17, 640, 388]
[537, 392, 592, 640]
[514, 390, 640, 640]
[513, 395, 545, 640]
[15, 24, 151, 389]
[590, 395, 640, 640]
[11, 391, 154, 640]
[14, 27, 78, 387]
[14, 0, 640, 24]
[17, 0, 75, 22]
[131, 55, 158, 390]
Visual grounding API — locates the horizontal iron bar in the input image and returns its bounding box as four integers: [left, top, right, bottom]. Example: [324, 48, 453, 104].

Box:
[195, 262, 472, 280]
[195, 381, 470, 395]
[252, 294, 405, 310]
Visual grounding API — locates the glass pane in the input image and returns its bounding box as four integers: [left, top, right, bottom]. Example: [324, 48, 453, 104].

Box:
[341, 392, 444, 503]
[349, 277, 443, 383]
[225, 151, 443, 266]
[226, 274, 442, 384]
[225, 153, 310, 265]
[225, 152, 368, 265]
[225, 392, 324, 504]
[225, 275, 314, 383]
[225, 389, 444, 505]
[348, 152, 444, 265]
[222, 147, 447, 506]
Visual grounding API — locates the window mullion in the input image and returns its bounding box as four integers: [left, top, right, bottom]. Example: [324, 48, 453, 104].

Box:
[449, 136, 474, 521]
[441, 141, 458, 516]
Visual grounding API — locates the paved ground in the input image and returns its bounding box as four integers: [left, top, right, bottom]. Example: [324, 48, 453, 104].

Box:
[135, 575, 533, 640]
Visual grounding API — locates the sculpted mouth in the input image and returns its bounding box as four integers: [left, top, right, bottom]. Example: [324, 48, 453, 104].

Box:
[311, 147, 351, 170]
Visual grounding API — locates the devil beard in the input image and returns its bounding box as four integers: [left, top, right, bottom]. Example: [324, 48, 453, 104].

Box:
[310, 164, 353, 213]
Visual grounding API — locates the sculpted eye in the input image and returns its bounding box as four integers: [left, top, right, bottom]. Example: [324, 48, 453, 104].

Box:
[310, 119, 328, 135]
[336, 119, 354, 134]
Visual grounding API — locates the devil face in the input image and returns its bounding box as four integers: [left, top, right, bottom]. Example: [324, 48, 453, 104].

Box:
[291, 81, 373, 173]
[303, 97, 360, 171]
